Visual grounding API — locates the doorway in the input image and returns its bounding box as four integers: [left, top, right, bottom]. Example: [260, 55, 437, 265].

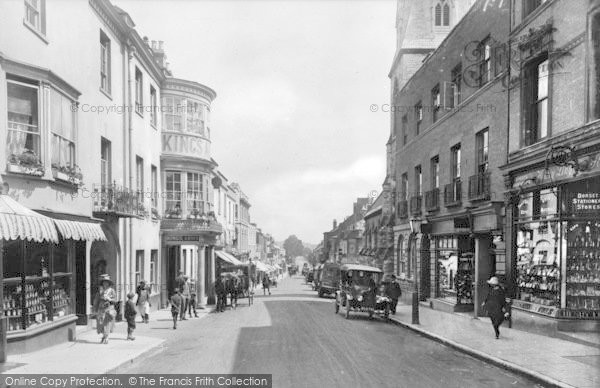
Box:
[167, 245, 181, 296]
[75, 241, 87, 325]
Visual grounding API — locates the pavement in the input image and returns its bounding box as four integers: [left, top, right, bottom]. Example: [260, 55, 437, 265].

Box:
[388, 304, 600, 388]
[0, 306, 212, 374]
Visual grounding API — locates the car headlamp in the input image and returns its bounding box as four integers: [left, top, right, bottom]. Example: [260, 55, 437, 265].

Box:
[357, 295, 363, 302]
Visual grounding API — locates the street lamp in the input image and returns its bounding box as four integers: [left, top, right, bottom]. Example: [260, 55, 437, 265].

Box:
[409, 218, 419, 325]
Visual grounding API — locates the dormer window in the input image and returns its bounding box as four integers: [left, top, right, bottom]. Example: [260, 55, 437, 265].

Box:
[435, 1, 451, 27]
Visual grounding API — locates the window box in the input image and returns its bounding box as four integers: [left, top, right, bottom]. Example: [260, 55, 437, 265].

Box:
[51, 165, 82, 186]
[6, 150, 44, 177]
[151, 207, 160, 220]
[6, 162, 44, 177]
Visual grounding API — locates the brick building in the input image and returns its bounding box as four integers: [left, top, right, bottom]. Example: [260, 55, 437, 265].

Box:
[387, 0, 510, 316]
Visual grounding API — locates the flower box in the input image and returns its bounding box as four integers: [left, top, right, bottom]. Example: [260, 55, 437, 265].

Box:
[52, 169, 81, 186]
[6, 163, 44, 177]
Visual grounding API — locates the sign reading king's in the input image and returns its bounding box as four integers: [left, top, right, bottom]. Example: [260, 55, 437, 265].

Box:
[162, 132, 211, 159]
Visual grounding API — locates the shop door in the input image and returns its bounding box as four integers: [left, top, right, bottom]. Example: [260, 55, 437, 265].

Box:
[167, 245, 180, 296]
[75, 241, 87, 325]
[420, 235, 431, 299]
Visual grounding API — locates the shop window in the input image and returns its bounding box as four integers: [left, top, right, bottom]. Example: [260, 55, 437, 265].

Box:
[24, 0, 46, 37]
[435, 237, 458, 298]
[50, 89, 76, 169]
[590, 12, 600, 121]
[100, 30, 111, 95]
[523, 54, 549, 146]
[135, 67, 143, 115]
[7, 80, 41, 163]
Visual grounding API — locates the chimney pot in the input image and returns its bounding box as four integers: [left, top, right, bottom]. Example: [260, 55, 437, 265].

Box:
[151, 40, 157, 49]
[159, 41, 164, 50]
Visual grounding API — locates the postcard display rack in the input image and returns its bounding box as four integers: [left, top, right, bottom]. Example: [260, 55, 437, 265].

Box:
[565, 221, 600, 317]
[455, 253, 474, 306]
[3, 274, 72, 332]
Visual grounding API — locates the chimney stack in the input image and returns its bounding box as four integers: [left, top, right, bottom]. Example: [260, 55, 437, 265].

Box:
[151, 40, 157, 49]
[333, 219, 337, 229]
[158, 40, 164, 51]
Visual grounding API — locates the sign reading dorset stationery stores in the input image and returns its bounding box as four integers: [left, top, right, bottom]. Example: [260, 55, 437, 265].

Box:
[162, 133, 211, 159]
[563, 178, 600, 216]
[571, 193, 600, 213]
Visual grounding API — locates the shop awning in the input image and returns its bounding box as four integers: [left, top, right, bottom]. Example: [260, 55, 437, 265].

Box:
[53, 219, 107, 242]
[216, 250, 244, 266]
[254, 261, 271, 272]
[0, 195, 59, 243]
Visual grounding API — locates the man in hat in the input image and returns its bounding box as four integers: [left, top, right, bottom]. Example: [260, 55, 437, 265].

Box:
[180, 276, 191, 320]
[125, 292, 137, 340]
[136, 280, 152, 323]
[385, 275, 402, 315]
[483, 276, 507, 339]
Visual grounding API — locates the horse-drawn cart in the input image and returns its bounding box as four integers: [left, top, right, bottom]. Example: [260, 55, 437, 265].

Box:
[219, 263, 254, 307]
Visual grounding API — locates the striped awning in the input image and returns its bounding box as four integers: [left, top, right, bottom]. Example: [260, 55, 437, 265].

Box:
[0, 195, 59, 243]
[254, 261, 271, 272]
[216, 250, 244, 266]
[53, 219, 106, 242]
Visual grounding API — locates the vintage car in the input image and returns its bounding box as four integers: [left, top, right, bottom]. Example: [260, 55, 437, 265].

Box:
[318, 262, 340, 298]
[335, 264, 391, 319]
[313, 263, 324, 290]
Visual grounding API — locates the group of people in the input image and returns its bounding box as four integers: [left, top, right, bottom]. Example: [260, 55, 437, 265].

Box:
[93, 275, 152, 344]
[169, 271, 199, 329]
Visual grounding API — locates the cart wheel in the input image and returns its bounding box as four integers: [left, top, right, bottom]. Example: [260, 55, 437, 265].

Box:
[345, 305, 350, 319]
[335, 300, 339, 314]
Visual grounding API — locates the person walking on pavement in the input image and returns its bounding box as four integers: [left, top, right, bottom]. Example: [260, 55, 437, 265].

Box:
[170, 288, 183, 329]
[93, 274, 117, 344]
[189, 291, 199, 318]
[483, 276, 508, 339]
[125, 292, 137, 340]
[180, 276, 191, 320]
[263, 274, 271, 295]
[215, 276, 226, 312]
[136, 280, 151, 323]
[385, 275, 402, 315]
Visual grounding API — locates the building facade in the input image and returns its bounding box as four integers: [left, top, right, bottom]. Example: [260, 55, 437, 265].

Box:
[501, 0, 600, 331]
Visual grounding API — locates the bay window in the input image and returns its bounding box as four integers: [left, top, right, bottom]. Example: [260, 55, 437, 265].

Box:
[50, 89, 76, 169]
[165, 171, 182, 217]
[7, 80, 40, 161]
[186, 172, 204, 215]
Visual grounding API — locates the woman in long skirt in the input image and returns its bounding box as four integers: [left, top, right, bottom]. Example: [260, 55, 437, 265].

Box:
[483, 276, 507, 339]
[94, 274, 117, 344]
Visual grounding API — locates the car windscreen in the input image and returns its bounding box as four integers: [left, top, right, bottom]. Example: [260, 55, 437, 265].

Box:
[345, 270, 380, 286]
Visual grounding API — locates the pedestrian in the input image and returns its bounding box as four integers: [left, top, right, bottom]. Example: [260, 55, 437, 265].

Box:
[385, 275, 402, 315]
[136, 280, 151, 323]
[215, 276, 226, 312]
[180, 276, 190, 320]
[125, 292, 137, 340]
[483, 276, 508, 339]
[170, 288, 183, 329]
[189, 291, 199, 318]
[262, 274, 271, 295]
[93, 274, 117, 344]
[175, 270, 186, 293]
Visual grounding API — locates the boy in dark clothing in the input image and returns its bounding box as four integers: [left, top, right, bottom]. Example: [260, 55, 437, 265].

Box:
[170, 288, 183, 329]
[385, 275, 402, 315]
[125, 292, 137, 340]
[189, 292, 198, 317]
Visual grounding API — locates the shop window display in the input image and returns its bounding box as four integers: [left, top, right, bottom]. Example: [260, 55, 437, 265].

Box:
[435, 237, 458, 299]
[566, 221, 600, 312]
[2, 240, 73, 333]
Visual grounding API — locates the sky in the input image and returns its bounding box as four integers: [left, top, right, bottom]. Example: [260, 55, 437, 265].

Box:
[115, 0, 396, 244]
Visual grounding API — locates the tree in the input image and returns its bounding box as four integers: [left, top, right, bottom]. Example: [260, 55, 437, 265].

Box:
[283, 235, 305, 259]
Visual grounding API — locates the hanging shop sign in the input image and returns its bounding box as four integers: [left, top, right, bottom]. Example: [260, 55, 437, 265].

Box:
[512, 150, 600, 189]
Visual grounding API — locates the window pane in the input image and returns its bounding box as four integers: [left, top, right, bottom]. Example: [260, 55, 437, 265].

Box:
[538, 99, 548, 138]
[538, 60, 548, 99]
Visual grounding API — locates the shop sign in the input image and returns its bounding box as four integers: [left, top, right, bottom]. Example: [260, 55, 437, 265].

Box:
[512, 299, 559, 317]
[563, 179, 600, 215]
[162, 132, 210, 159]
[166, 236, 201, 242]
[513, 151, 600, 189]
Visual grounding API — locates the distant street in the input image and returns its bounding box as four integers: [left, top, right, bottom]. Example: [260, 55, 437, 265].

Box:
[116, 276, 543, 388]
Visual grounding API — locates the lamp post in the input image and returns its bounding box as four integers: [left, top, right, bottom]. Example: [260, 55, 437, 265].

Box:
[409, 219, 419, 325]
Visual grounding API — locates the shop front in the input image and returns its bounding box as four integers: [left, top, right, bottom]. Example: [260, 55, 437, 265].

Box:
[508, 174, 600, 331]
[1, 195, 106, 358]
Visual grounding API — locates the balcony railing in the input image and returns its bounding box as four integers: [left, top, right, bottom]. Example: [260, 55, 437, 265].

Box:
[468, 172, 491, 201]
[425, 188, 440, 212]
[409, 194, 422, 216]
[397, 200, 408, 219]
[444, 179, 462, 207]
[92, 183, 143, 218]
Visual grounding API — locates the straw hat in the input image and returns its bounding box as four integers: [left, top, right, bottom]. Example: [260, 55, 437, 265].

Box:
[99, 274, 113, 285]
[487, 276, 499, 286]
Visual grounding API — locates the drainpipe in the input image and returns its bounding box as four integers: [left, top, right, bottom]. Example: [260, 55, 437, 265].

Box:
[120, 42, 128, 316]
[127, 42, 135, 304]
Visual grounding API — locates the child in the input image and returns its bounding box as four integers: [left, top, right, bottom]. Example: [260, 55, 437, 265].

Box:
[125, 292, 137, 340]
[170, 288, 183, 329]
[189, 291, 198, 318]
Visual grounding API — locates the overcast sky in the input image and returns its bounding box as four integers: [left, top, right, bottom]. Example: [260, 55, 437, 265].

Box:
[116, 0, 396, 244]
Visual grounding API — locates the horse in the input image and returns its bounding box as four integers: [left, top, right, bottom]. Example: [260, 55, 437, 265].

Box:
[222, 273, 240, 310]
